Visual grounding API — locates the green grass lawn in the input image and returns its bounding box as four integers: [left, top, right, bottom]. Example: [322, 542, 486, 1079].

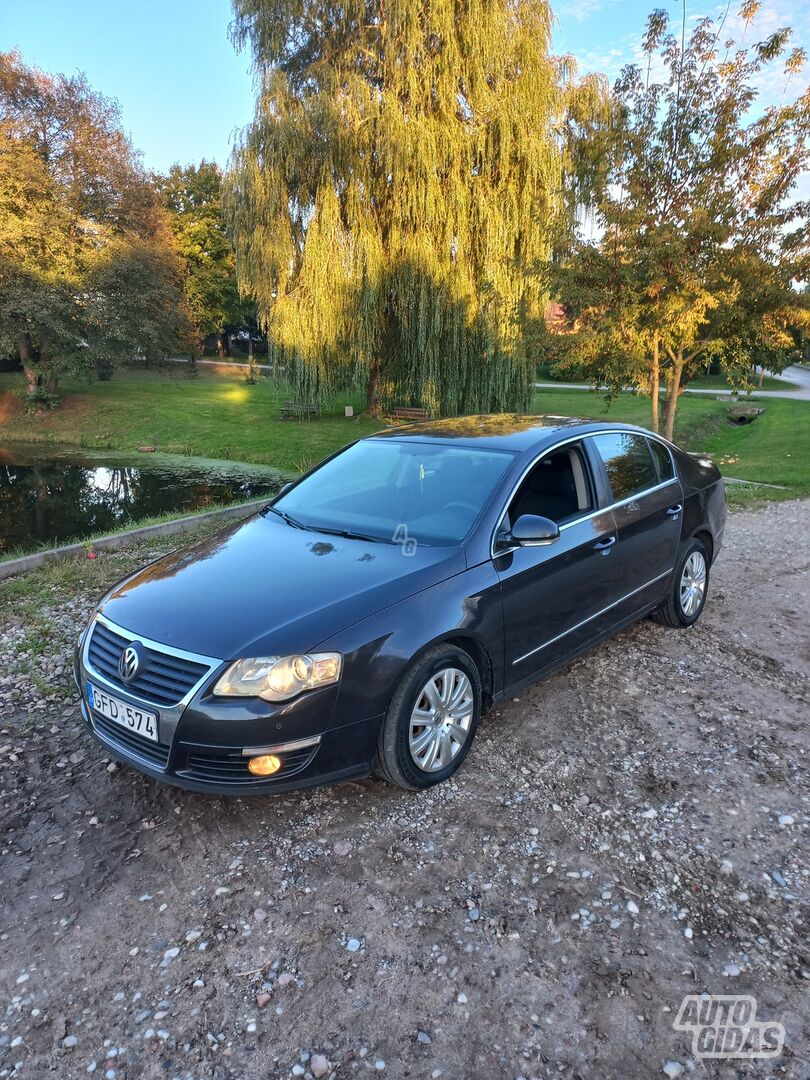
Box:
[1, 368, 808, 503]
[0, 368, 382, 473]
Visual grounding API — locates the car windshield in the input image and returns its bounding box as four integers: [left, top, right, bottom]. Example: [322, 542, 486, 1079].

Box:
[271, 438, 516, 546]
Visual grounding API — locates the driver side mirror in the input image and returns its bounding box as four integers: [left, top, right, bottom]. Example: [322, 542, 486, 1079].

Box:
[501, 514, 560, 548]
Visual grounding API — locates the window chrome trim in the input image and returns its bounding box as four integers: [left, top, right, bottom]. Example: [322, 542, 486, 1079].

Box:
[82, 612, 224, 711]
[646, 434, 676, 483]
[559, 477, 679, 530]
[490, 430, 680, 559]
[241, 735, 322, 757]
[512, 567, 674, 666]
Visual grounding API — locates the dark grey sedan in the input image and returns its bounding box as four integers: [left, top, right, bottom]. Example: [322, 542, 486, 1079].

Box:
[74, 416, 726, 794]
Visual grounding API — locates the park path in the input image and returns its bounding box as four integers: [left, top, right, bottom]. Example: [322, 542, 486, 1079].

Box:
[535, 364, 810, 401]
[166, 356, 276, 375]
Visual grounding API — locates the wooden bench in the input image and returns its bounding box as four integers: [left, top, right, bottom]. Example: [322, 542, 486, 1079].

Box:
[390, 406, 428, 422]
[280, 401, 319, 420]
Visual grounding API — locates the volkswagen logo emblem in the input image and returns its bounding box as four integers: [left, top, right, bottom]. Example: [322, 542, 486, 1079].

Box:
[118, 642, 143, 683]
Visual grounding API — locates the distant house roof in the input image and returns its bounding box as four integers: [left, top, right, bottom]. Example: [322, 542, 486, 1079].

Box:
[545, 301, 580, 334]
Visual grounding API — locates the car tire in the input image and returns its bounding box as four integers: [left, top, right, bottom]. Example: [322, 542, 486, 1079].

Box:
[374, 643, 483, 790]
[651, 538, 710, 628]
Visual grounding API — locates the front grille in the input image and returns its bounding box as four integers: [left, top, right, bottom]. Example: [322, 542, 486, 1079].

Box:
[177, 743, 317, 786]
[88, 621, 211, 706]
[92, 710, 171, 769]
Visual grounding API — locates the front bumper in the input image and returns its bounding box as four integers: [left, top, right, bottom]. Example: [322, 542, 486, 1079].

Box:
[75, 617, 382, 795]
[79, 698, 379, 794]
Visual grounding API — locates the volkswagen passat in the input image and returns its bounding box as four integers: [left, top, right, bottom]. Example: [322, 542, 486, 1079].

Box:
[74, 416, 726, 793]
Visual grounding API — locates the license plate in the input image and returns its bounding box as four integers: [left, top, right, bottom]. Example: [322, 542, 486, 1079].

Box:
[88, 683, 159, 743]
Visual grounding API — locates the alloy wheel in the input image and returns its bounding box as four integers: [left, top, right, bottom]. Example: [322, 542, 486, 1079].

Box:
[408, 667, 474, 772]
[680, 550, 707, 617]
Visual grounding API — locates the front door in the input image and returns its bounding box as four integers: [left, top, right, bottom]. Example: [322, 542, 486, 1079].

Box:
[494, 442, 621, 688]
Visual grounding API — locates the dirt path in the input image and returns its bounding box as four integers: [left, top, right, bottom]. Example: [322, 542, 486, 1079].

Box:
[1, 501, 808, 1079]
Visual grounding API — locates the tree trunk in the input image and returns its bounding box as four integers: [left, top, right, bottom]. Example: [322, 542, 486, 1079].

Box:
[246, 334, 257, 383]
[650, 335, 660, 434]
[662, 352, 685, 441]
[18, 331, 40, 393]
[366, 357, 381, 415]
[758, 366, 765, 388]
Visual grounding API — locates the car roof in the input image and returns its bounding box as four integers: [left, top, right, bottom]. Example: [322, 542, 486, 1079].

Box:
[367, 414, 650, 453]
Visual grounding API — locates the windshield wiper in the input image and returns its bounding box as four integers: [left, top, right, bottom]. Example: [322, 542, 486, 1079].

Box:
[263, 505, 306, 529]
[308, 525, 390, 544]
[263, 508, 387, 543]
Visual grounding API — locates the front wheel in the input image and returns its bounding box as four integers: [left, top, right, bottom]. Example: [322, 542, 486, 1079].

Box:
[374, 644, 483, 790]
[651, 539, 710, 628]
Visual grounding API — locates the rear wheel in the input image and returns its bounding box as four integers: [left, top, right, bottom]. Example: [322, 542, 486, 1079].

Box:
[651, 539, 710, 628]
[374, 644, 482, 790]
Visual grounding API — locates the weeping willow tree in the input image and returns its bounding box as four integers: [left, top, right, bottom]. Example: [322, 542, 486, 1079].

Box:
[227, 0, 593, 415]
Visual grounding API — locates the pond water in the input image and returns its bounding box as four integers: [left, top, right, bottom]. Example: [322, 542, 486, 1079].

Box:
[0, 444, 287, 556]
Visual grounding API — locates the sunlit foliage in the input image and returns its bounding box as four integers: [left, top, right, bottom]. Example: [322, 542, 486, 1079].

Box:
[0, 51, 191, 399]
[227, 0, 598, 414]
[547, 4, 810, 437]
[155, 162, 253, 356]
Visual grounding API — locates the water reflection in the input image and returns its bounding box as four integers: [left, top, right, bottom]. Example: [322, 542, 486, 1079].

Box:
[0, 446, 286, 554]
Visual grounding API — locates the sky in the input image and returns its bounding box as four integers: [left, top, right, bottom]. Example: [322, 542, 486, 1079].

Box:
[3, 0, 809, 173]
[2, 0, 255, 171]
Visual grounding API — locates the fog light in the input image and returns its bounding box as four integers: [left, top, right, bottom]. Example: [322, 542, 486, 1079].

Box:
[247, 754, 282, 777]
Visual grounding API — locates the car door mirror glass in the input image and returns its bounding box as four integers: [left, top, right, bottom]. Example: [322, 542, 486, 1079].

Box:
[509, 514, 560, 547]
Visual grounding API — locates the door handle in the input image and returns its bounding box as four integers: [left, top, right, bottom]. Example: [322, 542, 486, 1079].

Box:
[594, 535, 616, 555]
[666, 504, 683, 518]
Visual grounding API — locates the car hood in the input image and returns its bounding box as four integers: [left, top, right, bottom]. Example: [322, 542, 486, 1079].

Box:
[99, 513, 466, 659]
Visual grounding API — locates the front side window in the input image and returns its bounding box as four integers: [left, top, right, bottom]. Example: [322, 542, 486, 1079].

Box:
[508, 445, 593, 526]
[273, 439, 516, 546]
[591, 433, 659, 501]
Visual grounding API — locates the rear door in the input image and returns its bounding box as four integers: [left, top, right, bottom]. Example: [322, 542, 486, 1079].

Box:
[494, 441, 621, 686]
[587, 432, 683, 615]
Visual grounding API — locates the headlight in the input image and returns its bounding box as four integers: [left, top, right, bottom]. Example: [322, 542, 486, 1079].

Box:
[212, 653, 342, 702]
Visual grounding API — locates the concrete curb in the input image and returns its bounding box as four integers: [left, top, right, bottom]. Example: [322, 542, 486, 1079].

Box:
[0, 498, 270, 582]
[722, 476, 789, 490]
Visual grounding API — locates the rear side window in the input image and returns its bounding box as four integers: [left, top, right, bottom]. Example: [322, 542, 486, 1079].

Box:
[648, 438, 675, 482]
[591, 433, 659, 501]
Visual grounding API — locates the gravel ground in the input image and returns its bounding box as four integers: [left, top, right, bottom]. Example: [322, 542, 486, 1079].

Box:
[0, 501, 808, 1080]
